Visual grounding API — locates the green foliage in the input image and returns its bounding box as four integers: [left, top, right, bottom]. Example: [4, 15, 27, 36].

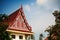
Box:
[40, 34, 43, 37]
[0, 23, 11, 40]
[0, 23, 8, 31]
[45, 10, 60, 40]
[0, 14, 11, 40]
[0, 14, 8, 22]
[39, 34, 43, 40]
[31, 35, 35, 40]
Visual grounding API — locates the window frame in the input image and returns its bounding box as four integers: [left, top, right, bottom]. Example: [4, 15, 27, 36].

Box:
[19, 35, 23, 39]
[11, 35, 15, 39]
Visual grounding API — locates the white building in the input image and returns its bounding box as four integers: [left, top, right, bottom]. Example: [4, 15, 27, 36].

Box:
[4, 5, 34, 40]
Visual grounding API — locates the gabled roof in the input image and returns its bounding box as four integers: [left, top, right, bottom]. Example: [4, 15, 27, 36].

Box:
[4, 5, 32, 33]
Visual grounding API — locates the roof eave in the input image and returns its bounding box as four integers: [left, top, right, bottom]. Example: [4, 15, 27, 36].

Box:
[6, 29, 34, 35]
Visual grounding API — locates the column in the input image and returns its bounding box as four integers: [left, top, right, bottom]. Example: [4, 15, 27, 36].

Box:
[23, 35, 25, 40]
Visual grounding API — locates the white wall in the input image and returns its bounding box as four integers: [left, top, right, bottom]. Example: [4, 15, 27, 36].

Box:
[10, 33, 33, 40]
[10, 33, 25, 40]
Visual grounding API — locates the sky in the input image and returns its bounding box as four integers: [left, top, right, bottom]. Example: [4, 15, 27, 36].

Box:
[0, 0, 60, 40]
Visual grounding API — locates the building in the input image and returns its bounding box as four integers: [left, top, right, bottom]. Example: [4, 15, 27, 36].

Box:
[3, 5, 34, 40]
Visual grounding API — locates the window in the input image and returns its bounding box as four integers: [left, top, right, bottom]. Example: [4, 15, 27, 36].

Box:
[11, 35, 15, 39]
[19, 36, 23, 39]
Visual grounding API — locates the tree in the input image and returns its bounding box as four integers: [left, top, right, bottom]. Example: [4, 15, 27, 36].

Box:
[39, 34, 43, 40]
[0, 14, 8, 22]
[31, 35, 35, 40]
[0, 14, 11, 40]
[0, 23, 11, 40]
[45, 10, 60, 40]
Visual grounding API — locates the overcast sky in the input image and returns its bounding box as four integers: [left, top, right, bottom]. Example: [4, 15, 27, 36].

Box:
[0, 0, 60, 40]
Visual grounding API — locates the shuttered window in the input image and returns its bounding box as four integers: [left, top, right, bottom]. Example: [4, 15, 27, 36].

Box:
[19, 36, 23, 39]
[11, 35, 15, 39]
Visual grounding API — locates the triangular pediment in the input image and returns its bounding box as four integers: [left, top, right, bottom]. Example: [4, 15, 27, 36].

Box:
[8, 14, 29, 31]
[7, 6, 32, 32]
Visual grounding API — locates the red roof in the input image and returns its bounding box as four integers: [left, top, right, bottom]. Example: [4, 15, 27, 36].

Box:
[3, 6, 32, 32]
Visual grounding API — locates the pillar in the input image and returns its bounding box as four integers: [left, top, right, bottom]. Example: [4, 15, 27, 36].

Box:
[23, 35, 25, 40]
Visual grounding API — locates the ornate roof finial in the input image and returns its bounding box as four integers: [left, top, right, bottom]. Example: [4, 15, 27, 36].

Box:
[21, 4, 23, 9]
[20, 4, 23, 12]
